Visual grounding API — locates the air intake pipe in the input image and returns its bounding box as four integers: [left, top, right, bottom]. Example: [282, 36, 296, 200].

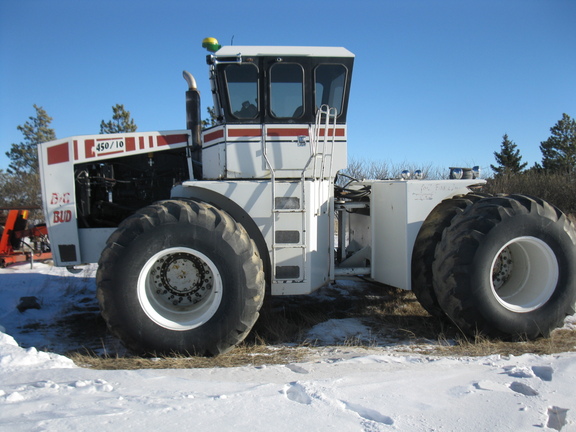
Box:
[183, 70, 202, 179]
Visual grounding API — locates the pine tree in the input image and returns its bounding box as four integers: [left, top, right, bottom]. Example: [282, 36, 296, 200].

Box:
[540, 113, 576, 173]
[202, 106, 218, 128]
[490, 134, 527, 175]
[5, 104, 56, 175]
[100, 104, 137, 134]
[1, 105, 56, 214]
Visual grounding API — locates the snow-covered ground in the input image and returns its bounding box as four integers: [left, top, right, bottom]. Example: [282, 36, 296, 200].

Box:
[1, 263, 575, 431]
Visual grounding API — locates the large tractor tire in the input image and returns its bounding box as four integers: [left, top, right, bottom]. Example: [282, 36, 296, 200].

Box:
[432, 194, 576, 340]
[96, 199, 265, 356]
[411, 192, 490, 317]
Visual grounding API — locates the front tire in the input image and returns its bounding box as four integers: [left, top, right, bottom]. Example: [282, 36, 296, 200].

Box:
[96, 200, 265, 356]
[432, 195, 576, 340]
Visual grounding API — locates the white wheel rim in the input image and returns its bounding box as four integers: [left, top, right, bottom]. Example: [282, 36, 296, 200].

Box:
[137, 247, 223, 331]
[490, 236, 558, 313]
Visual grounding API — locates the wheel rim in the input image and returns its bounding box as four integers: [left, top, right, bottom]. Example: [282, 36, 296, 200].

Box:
[137, 247, 223, 331]
[490, 236, 558, 313]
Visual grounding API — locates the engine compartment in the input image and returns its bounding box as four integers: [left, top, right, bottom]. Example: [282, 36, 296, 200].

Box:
[74, 148, 189, 228]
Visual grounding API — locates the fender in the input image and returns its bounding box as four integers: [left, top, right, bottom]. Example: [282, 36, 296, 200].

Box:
[171, 183, 271, 287]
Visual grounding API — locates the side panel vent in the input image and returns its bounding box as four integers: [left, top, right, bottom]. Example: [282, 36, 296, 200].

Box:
[275, 265, 300, 280]
[275, 230, 300, 244]
[58, 244, 77, 262]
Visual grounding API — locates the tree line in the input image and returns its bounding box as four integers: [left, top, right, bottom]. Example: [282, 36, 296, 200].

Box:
[0, 104, 137, 216]
[491, 113, 576, 175]
[486, 113, 576, 215]
[340, 113, 576, 183]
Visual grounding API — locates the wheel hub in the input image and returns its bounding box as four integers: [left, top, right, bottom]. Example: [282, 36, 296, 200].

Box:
[492, 247, 513, 291]
[138, 247, 223, 331]
[152, 253, 213, 306]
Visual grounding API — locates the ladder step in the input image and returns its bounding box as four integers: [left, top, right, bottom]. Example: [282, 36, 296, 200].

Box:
[273, 209, 305, 214]
[274, 196, 300, 210]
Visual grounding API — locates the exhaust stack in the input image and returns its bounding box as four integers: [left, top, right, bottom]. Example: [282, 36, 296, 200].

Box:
[183, 70, 202, 179]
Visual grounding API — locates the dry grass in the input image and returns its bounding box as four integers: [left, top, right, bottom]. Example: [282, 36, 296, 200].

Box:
[429, 329, 576, 357]
[485, 172, 576, 214]
[68, 344, 308, 370]
[67, 280, 576, 370]
[354, 285, 576, 358]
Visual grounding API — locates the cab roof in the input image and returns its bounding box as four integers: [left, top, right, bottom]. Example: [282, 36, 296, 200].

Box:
[214, 45, 355, 58]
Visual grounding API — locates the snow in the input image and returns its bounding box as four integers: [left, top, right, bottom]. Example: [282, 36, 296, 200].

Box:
[1, 263, 575, 431]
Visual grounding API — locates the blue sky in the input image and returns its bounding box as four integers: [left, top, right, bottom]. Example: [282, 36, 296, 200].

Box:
[1, 0, 575, 175]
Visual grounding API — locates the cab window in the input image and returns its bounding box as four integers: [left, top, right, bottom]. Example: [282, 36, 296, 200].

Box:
[225, 64, 259, 119]
[315, 64, 347, 115]
[270, 63, 304, 118]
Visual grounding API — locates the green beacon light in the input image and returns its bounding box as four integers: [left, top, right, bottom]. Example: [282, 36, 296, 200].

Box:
[202, 37, 221, 53]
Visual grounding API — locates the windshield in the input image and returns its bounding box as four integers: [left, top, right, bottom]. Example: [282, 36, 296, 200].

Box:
[270, 63, 304, 119]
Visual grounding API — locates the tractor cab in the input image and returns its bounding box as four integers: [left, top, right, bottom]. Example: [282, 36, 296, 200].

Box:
[207, 45, 354, 125]
[198, 40, 354, 180]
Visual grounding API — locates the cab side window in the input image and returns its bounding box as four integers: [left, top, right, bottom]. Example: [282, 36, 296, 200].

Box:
[315, 64, 347, 115]
[225, 64, 259, 119]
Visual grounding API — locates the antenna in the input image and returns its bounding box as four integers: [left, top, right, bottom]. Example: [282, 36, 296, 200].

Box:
[231, 35, 235, 45]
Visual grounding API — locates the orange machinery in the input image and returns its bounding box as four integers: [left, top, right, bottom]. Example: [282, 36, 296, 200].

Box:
[0, 207, 51, 267]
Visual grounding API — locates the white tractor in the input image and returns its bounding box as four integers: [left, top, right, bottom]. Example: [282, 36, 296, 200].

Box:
[38, 37, 576, 355]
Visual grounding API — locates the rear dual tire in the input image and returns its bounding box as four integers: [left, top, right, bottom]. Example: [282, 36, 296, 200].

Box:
[431, 194, 576, 339]
[411, 193, 490, 317]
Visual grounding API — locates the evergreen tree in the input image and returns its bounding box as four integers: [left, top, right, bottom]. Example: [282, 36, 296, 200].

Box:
[1, 105, 55, 215]
[490, 134, 527, 175]
[5, 104, 56, 175]
[0, 170, 41, 209]
[540, 113, 576, 173]
[100, 104, 137, 134]
[201, 106, 218, 128]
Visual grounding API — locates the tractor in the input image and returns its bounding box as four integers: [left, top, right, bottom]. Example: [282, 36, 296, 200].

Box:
[38, 37, 576, 355]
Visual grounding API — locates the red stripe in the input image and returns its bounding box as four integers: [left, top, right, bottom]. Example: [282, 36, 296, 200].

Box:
[228, 128, 262, 137]
[318, 128, 345, 137]
[126, 137, 136, 152]
[267, 128, 309, 137]
[97, 150, 124, 157]
[204, 129, 224, 142]
[157, 134, 188, 146]
[139, 136, 145, 149]
[85, 139, 95, 158]
[47, 142, 69, 165]
[258, 128, 345, 137]
[73, 140, 78, 160]
[148, 136, 154, 148]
